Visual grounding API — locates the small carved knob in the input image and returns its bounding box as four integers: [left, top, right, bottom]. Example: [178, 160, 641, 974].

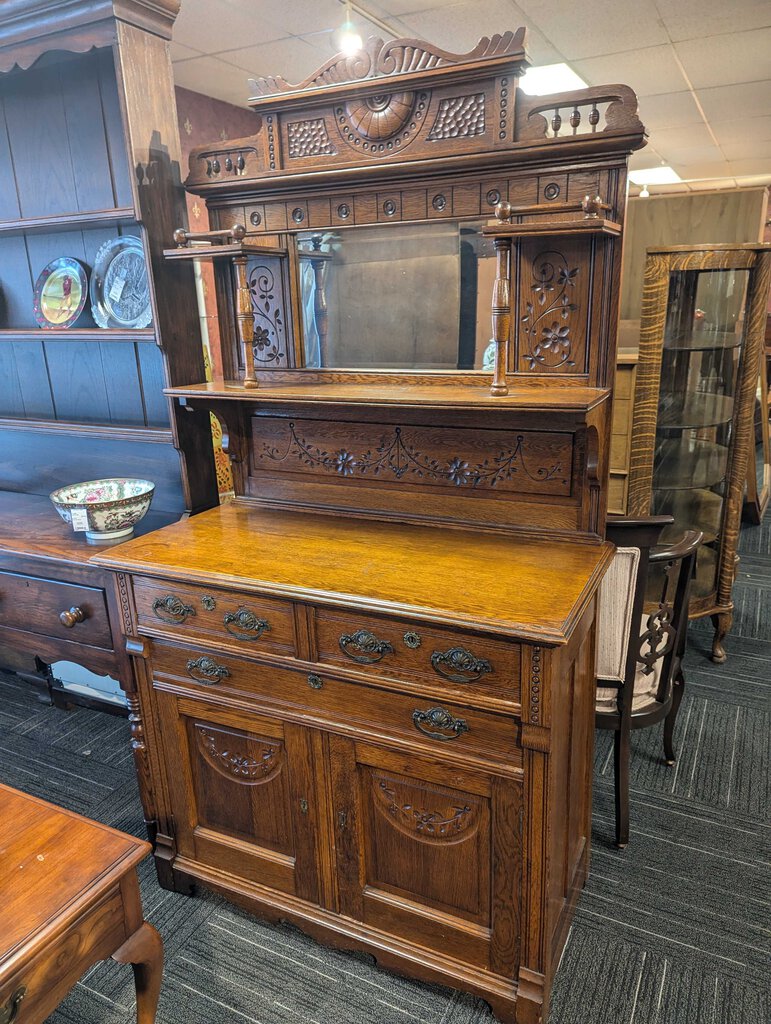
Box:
[232, 223, 246, 241]
[494, 200, 513, 223]
[59, 606, 85, 628]
[173, 227, 188, 247]
[581, 194, 602, 219]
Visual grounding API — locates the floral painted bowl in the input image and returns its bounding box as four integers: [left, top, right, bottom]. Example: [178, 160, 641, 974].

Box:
[50, 478, 155, 544]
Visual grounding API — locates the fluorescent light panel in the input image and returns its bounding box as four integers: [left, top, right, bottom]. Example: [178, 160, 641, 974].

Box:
[519, 63, 587, 96]
[629, 167, 683, 185]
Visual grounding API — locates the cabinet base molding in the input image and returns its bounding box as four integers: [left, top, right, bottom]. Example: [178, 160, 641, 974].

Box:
[170, 854, 540, 1024]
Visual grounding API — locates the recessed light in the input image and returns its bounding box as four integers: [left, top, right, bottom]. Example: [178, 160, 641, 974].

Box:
[629, 167, 682, 186]
[518, 63, 588, 97]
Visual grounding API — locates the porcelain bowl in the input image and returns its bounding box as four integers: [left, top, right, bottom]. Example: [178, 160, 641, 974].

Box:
[50, 478, 155, 544]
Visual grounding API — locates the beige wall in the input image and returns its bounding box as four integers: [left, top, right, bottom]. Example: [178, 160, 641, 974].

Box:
[620, 187, 769, 321]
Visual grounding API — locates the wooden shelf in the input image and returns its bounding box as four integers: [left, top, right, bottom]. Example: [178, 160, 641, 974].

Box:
[0, 207, 137, 236]
[483, 217, 621, 239]
[165, 379, 610, 413]
[0, 418, 172, 443]
[0, 329, 156, 343]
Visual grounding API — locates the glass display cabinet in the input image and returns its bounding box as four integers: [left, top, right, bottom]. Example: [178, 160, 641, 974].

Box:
[628, 244, 771, 661]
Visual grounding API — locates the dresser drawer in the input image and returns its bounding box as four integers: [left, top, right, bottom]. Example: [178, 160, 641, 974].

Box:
[150, 640, 521, 767]
[0, 571, 112, 649]
[133, 577, 296, 657]
[313, 608, 520, 700]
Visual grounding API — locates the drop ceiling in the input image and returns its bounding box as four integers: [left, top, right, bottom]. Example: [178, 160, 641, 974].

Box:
[171, 0, 771, 194]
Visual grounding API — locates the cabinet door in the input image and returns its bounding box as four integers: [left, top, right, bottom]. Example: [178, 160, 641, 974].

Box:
[157, 691, 320, 903]
[330, 735, 522, 973]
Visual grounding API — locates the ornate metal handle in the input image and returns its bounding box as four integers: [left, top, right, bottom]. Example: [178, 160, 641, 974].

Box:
[186, 656, 231, 685]
[307, 673, 323, 689]
[59, 606, 85, 628]
[430, 647, 492, 683]
[152, 595, 195, 624]
[339, 628, 395, 664]
[223, 607, 271, 640]
[412, 706, 469, 741]
[0, 987, 26, 1024]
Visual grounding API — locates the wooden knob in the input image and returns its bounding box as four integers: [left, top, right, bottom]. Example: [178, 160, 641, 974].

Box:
[232, 223, 246, 241]
[59, 606, 85, 628]
[494, 201, 512, 223]
[173, 227, 188, 247]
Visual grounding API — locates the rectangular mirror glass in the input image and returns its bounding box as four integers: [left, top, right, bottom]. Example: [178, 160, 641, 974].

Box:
[297, 221, 495, 370]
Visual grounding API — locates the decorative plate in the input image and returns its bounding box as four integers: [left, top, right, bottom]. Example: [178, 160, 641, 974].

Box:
[90, 236, 152, 329]
[33, 257, 89, 329]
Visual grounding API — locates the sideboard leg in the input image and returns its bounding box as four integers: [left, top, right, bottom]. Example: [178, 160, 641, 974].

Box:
[112, 921, 164, 1024]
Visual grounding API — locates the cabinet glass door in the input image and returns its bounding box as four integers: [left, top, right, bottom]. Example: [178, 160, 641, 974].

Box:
[651, 267, 750, 599]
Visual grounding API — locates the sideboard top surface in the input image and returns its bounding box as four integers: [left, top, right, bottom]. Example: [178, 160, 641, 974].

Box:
[92, 500, 613, 643]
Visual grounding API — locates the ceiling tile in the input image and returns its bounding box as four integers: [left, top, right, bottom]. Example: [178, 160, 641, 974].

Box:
[667, 143, 726, 166]
[172, 54, 253, 107]
[710, 116, 771, 147]
[172, 0, 290, 54]
[655, 0, 771, 43]
[398, 1, 527, 54]
[727, 158, 771, 177]
[220, 36, 327, 85]
[720, 138, 771, 161]
[673, 159, 735, 180]
[572, 45, 687, 97]
[645, 123, 715, 151]
[515, 0, 669, 59]
[696, 81, 770, 122]
[258, 0, 351, 36]
[170, 42, 203, 62]
[637, 91, 703, 131]
[675, 28, 771, 90]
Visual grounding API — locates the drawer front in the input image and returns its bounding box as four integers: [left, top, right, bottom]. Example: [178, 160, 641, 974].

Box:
[0, 571, 112, 649]
[133, 577, 296, 657]
[0, 887, 126, 1024]
[150, 640, 521, 768]
[314, 608, 520, 701]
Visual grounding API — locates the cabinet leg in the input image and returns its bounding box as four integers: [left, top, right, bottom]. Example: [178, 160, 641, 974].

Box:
[663, 667, 685, 766]
[112, 921, 163, 1024]
[710, 612, 731, 664]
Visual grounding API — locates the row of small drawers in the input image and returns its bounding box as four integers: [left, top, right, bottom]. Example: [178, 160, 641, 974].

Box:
[150, 638, 522, 767]
[133, 576, 522, 706]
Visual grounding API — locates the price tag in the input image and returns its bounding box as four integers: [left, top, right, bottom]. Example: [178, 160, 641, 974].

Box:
[69, 508, 89, 532]
[108, 276, 126, 303]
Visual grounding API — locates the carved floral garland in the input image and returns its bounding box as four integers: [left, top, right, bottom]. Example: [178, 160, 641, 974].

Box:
[521, 250, 579, 371]
[263, 422, 567, 487]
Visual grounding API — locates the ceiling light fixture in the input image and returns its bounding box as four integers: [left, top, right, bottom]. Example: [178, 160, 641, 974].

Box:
[337, 1, 363, 56]
[639, 186, 650, 198]
[518, 63, 587, 97]
[628, 166, 682, 186]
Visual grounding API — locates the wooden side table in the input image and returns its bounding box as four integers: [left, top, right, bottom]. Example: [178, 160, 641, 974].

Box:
[0, 784, 162, 1024]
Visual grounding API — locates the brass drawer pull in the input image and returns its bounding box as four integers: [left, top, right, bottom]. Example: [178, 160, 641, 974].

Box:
[223, 607, 271, 640]
[59, 606, 85, 628]
[431, 646, 492, 683]
[412, 706, 469, 741]
[339, 628, 395, 664]
[187, 656, 231, 685]
[0, 987, 26, 1024]
[152, 595, 195, 624]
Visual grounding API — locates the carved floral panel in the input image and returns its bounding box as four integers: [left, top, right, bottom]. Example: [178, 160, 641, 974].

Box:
[246, 254, 290, 368]
[252, 417, 573, 496]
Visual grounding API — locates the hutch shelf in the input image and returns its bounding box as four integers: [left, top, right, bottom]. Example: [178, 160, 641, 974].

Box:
[628, 243, 771, 662]
[0, 0, 217, 708]
[94, 29, 646, 1024]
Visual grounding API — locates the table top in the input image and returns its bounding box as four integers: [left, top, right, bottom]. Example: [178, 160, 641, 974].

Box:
[92, 500, 614, 645]
[0, 784, 148, 970]
[0, 491, 179, 568]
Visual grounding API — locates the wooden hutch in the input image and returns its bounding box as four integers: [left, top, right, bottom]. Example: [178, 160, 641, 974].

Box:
[0, 0, 217, 706]
[94, 32, 646, 1023]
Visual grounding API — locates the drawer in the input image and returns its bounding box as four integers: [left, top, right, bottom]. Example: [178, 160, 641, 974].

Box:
[150, 640, 521, 767]
[0, 887, 126, 1024]
[133, 577, 296, 658]
[0, 571, 112, 649]
[313, 608, 520, 700]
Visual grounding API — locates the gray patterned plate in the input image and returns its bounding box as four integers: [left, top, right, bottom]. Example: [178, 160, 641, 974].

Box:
[90, 235, 152, 329]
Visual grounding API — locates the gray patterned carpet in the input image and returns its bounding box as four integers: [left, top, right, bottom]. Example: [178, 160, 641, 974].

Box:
[0, 516, 768, 1024]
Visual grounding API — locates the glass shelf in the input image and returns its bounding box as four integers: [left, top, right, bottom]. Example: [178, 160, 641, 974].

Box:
[654, 437, 729, 491]
[664, 329, 742, 353]
[653, 487, 724, 545]
[657, 392, 734, 430]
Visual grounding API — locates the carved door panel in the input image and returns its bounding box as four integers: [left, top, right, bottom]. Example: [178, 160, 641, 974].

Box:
[329, 735, 522, 973]
[157, 691, 320, 903]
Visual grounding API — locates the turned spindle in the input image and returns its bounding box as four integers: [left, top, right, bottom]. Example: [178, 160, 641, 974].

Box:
[489, 202, 512, 397]
[233, 255, 258, 389]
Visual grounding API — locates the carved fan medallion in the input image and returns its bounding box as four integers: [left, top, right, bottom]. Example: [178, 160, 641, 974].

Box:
[336, 91, 427, 153]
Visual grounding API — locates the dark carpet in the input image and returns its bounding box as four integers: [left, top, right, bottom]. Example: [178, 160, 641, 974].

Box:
[0, 518, 768, 1024]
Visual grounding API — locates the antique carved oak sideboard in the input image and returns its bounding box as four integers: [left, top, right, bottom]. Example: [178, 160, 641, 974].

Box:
[93, 32, 646, 1024]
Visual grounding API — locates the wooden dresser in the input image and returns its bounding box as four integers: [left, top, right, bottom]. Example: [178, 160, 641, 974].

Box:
[93, 31, 645, 1024]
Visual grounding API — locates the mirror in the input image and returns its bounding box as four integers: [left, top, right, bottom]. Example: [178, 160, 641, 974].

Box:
[297, 222, 496, 370]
